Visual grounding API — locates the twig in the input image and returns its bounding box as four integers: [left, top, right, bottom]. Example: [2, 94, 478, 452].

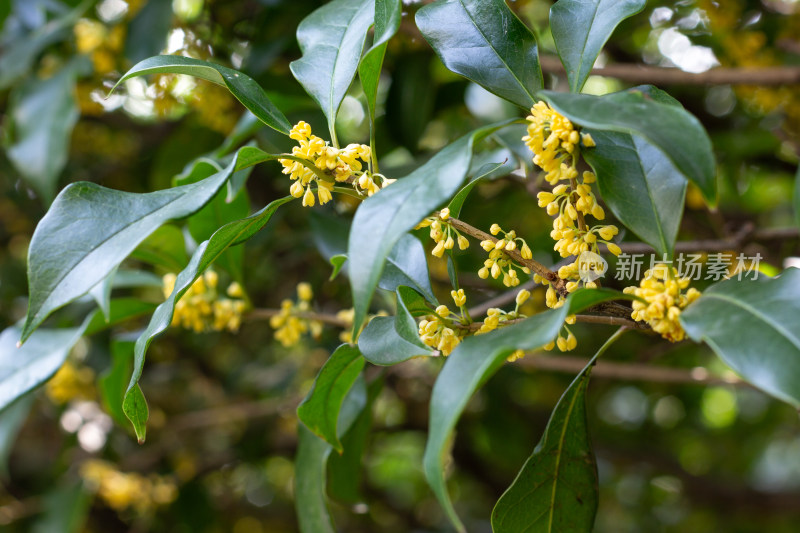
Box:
[618, 226, 799, 254]
[169, 397, 299, 431]
[540, 55, 800, 86]
[247, 309, 350, 328]
[517, 354, 749, 386]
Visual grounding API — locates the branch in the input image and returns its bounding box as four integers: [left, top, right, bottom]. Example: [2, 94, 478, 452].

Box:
[540, 54, 800, 86]
[246, 309, 350, 328]
[618, 226, 799, 254]
[518, 354, 749, 386]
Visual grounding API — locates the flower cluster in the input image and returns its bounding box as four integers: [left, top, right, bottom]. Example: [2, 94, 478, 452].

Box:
[418, 290, 472, 355]
[279, 121, 392, 207]
[417, 208, 470, 257]
[623, 264, 701, 342]
[164, 271, 246, 333]
[269, 283, 323, 347]
[81, 460, 177, 514]
[46, 361, 95, 404]
[478, 224, 532, 287]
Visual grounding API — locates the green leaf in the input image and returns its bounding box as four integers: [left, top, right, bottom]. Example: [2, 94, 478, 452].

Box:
[310, 211, 437, 304]
[177, 159, 251, 281]
[416, 0, 542, 109]
[296, 376, 367, 533]
[448, 162, 506, 217]
[20, 155, 243, 343]
[130, 225, 188, 271]
[298, 345, 366, 452]
[0, 323, 87, 412]
[394, 287, 434, 352]
[491, 328, 626, 533]
[328, 376, 381, 504]
[550, 0, 647, 93]
[113, 55, 291, 135]
[359, 0, 402, 131]
[88, 266, 117, 322]
[583, 130, 686, 256]
[124, 196, 294, 440]
[539, 86, 717, 203]
[330, 255, 348, 281]
[290, 0, 375, 140]
[0, 394, 34, 476]
[423, 289, 630, 532]
[122, 383, 149, 444]
[99, 340, 135, 428]
[681, 268, 800, 408]
[358, 316, 433, 366]
[0, 0, 87, 89]
[348, 122, 510, 333]
[5, 61, 80, 202]
[124, 0, 172, 63]
[794, 164, 800, 231]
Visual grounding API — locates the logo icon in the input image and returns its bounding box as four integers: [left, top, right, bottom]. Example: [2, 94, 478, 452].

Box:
[577, 251, 608, 282]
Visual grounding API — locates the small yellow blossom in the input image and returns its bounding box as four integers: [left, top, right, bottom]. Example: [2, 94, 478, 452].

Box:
[451, 289, 467, 307]
[478, 224, 532, 287]
[268, 283, 324, 347]
[46, 361, 95, 404]
[164, 270, 246, 333]
[80, 460, 177, 515]
[623, 264, 701, 342]
[418, 210, 471, 258]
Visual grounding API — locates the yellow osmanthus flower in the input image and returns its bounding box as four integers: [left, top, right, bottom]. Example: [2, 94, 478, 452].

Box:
[46, 361, 95, 404]
[163, 270, 246, 333]
[417, 208, 470, 258]
[478, 223, 532, 288]
[419, 304, 463, 356]
[269, 283, 324, 347]
[623, 264, 701, 342]
[80, 460, 177, 515]
[279, 121, 391, 206]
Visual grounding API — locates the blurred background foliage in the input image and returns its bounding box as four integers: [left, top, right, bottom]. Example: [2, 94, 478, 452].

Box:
[1, 0, 800, 531]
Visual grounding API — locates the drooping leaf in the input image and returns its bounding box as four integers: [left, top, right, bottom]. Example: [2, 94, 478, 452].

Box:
[348, 122, 511, 333]
[583, 130, 686, 256]
[423, 289, 631, 531]
[113, 55, 291, 135]
[359, 0, 402, 132]
[416, 0, 542, 109]
[122, 384, 148, 444]
[539, 86, 717, 202]
[290, 0, 375, 139]
[20, 155, 244, 343]
[296, 376, 367, 533]
[358, 316, 433, 366]
[124, 196, 294, 440]
[491, 328, 626, 532]
[681, 268, 800, 408]
[298, 345, 366, 452]
[550, 0, 647, 93]
[5, 60, 80, 202]
[0, 323, 87, 412]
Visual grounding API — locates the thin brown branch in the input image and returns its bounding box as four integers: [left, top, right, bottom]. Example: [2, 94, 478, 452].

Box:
[247, 309, 350, 328]
[169, 397, 299, 431]
[540, 54, 800, 86]
[457, 313, 643, 331]
[518, 354, 749, 386]
[618, 226, 799, 254]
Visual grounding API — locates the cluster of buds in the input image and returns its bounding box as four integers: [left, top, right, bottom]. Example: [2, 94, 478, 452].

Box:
[80, 460, 177, 515]
[417, 290, 472, 355]
[623, 264, 701, 342]
[478, 224, 532, 287]
[164, 270, 246, 333]
[279, 121, 393, 207]
[269, 283, 323, 347]
[417, 208, 470, 257]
